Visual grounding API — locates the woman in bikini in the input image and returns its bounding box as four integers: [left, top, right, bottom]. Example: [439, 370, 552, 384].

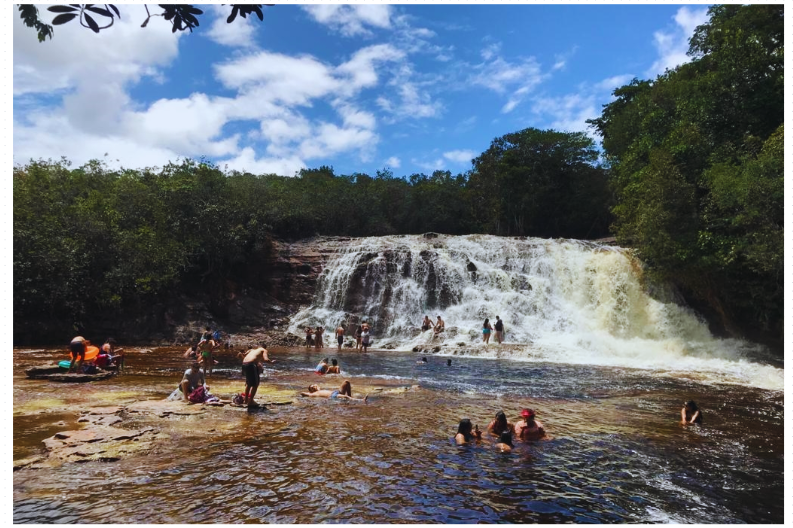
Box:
[300, 380, 367, 401]
[482, 318, 493, 344]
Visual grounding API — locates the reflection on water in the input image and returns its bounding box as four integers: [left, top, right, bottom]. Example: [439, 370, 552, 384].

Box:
[14, 346, 783, 523]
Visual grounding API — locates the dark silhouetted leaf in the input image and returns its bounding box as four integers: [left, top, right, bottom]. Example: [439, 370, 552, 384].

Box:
[83, 12, 100, 32]
[48, 5, 78, 13]
[86, 6, 113, 18]
[254, 7, 263, 21]
[227, 7, 238, 24]
[52, 13, 78, 25]
[109, 4, 120, 18]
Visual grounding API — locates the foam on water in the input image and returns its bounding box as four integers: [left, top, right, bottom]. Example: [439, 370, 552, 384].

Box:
[288, 235, 782, 391]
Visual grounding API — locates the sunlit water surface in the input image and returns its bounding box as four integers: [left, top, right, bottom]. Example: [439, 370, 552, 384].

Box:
[14, 346, 783, 523]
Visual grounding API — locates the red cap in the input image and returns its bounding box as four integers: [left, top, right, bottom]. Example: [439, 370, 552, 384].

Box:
[521, 408, 535, 418]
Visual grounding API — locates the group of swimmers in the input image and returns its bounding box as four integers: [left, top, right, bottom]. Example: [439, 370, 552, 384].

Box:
[456, 409, 546, 452]
[305, 322, 373, 352]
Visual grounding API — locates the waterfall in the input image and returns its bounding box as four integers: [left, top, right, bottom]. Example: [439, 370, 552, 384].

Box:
[288, 234, 782, 390]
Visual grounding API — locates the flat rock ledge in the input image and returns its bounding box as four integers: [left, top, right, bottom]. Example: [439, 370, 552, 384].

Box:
[14, 399, 294, 471]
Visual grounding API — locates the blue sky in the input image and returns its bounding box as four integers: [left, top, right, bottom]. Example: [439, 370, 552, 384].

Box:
[13, 3, 711, 177]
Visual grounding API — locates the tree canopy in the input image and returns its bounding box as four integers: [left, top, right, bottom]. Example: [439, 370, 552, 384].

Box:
[588, 4, 783, 346]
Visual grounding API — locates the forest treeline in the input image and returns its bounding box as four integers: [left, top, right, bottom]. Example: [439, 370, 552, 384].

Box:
[13, 5, 783, 348]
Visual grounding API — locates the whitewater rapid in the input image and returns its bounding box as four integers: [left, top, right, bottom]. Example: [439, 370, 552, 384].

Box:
[287, 235, 783, 391]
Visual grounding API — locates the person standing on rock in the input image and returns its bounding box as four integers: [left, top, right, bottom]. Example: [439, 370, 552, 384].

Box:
[241, 346, 274, 408]
[482, 318, 493, 344]
[197, 334, 219, 379]
[494, 316, 504, 344]
[67, 335, 87, 373]
[361, 325, 372, 353]
[305, 326, 314, 348]
[355, 323, 364, 350]
[335, 324, 345, 350]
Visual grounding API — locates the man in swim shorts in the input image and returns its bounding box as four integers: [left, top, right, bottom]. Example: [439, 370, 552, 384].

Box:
[241, 346, 274, 407]
[494, 316, 504, 344]
[335, 324, 345, 350]
[68, 335, 87, 373]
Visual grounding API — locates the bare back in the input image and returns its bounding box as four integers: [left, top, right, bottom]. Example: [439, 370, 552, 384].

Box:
[242, 347, 269, 364]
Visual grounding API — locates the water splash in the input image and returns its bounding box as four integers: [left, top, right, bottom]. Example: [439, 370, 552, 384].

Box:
[287, 235, 782, 390]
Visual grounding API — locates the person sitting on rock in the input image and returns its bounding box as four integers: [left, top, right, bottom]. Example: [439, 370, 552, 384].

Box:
[326, 358, 341, 374]
[180, 362, 206, 402]
[300, 380, 367, 401]
[315, 357, 329, 375]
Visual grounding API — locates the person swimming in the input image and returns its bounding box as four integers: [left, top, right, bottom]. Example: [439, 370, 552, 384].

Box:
[487, 411, 513, 437]
[326, 358, 341, 374]
[514, 408, 546, 440]
[495, 430, 514, 452]
[416, 357, 428, 365]
[315, 358, 329, 375]
[681, 400, 703, 425]
[455, 418, 481, 445]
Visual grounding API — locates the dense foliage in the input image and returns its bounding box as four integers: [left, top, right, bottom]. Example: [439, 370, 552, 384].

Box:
[14, 131, 611, 329]
[588, 4, 783, 345]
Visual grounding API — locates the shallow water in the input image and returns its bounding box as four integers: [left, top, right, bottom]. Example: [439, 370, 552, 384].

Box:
[13, 346, 783, 523]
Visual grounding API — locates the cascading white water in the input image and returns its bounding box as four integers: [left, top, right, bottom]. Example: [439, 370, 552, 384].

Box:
[288, 234, 783, 390]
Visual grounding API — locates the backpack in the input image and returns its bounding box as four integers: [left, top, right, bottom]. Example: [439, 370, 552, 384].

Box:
[187, 386, 207, 403]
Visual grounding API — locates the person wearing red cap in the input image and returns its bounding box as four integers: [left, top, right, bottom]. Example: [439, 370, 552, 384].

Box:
[514, 408, 546, 440]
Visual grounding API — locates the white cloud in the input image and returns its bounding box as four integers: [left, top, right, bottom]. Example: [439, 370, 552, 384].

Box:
[595, 74, 635, 92]
[443, 150, 476, 164]
[413, 158, 445, 172]
[384, 156, 401, 168]
[529, 72, 635, 134]
[205, 5, 258, 48]
[481, 42, 501, 61]
[13, 9, 181, 96]
[301, 4, 393, 37]
[220, 147, 306, 176]
[14, 15, 407, 175]
[469, 46, 547, 113]
[532, 93, 599, 133]
[646, 6, 709, 77]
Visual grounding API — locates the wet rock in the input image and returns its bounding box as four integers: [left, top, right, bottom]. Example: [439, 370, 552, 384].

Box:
[35, 426, 159, 468]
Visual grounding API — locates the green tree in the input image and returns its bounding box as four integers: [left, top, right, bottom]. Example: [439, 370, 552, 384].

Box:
[588, 4, 784, 346]
[468, 127, 611, 238]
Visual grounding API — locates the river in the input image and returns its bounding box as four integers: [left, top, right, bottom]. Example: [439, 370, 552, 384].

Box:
[13, 345, 783, 523]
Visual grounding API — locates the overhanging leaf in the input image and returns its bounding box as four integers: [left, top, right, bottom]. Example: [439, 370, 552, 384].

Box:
[52, 13, 78, 25]
[48, 5, 78, 13]
[83, 12, 100, 32]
